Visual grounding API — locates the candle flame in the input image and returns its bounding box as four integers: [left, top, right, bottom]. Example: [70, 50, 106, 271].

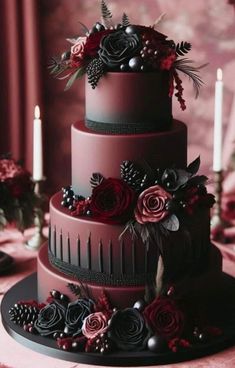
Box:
[34, 105, 40, 119]
[217, 68, 223, 81]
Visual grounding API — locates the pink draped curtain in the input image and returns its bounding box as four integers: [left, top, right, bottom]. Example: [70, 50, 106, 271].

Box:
[0, 0, 42, 172]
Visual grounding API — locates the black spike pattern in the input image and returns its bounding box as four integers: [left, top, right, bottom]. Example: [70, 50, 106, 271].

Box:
[77, 235, 81, 267]
[60, 230, 63, 261]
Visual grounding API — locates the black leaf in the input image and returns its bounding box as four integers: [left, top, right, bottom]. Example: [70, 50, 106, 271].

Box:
[90, 172, 104, 188]
[175, 41, 191, 56]
[187, 156, 200, 175]
[161, 214, 179, 232]
[187, 175, 208, 187]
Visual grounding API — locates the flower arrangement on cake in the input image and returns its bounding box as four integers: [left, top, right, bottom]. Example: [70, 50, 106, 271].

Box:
[61, 157, 214, 244]
[9, 280, 222, 355]
[0, 155, 38, 231]
[49, 0, 205, 110]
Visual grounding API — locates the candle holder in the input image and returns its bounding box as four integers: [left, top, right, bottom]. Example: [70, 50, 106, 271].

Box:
[25, 178, 47, 251]
[211, 170, 228, 241]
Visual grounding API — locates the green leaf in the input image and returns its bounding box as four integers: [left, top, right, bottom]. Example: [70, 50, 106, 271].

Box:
[64, 68, 86, 91]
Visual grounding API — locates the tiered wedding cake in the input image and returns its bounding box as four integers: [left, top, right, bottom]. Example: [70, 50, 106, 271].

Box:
[8, 2, 229, 360]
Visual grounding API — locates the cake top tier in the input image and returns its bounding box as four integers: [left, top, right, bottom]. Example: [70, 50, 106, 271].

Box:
[49, 0, 204, 111]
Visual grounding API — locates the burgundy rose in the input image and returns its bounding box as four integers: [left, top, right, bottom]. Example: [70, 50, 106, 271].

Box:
[6, 173, 32, 198]
[135, 185, 171, 224]
[82, 312, 108, 339]
[72, 198, 91, 217]
[90, 178, 135, 223]
[71, 37, 87, 59]
[144, 296, 185, 340]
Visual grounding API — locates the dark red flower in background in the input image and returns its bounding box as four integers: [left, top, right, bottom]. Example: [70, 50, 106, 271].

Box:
[144, 296, 185, 340]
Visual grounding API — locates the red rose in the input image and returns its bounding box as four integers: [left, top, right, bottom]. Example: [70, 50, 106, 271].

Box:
[184, 187, 215, 215]
[135, 185, 171, 224]
[82, 312, 108, 339]
[90, 178, 135, 223]
[144, 296, 185, 340]
[84, 29, 113, 58]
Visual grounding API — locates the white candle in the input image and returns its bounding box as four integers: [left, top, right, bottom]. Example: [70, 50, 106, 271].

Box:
[33, 105, 43, 180]
[213, 68, 223, 172]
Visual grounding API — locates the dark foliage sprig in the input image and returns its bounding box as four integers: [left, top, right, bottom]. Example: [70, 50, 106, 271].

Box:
[122, 13, 130, 26]
[174, 58, 207, 98]
[101, 0, 113, 28]
[175, 42, 191, 56]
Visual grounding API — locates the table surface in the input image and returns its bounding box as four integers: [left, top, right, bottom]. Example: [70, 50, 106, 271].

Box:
[1, 228, 235, 368]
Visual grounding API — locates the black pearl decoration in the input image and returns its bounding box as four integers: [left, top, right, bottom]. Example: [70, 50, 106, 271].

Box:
[147, 335, 167, 353]
[120, 63, 129, 71]
[50, 289, 61, 300]
[133, 299, 146, 312]
[129, 56, 143, 71]
[125, 25, 138, 35]
[61, 186, 77, 211]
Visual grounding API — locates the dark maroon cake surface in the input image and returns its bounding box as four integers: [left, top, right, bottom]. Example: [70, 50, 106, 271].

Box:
[72, 120, 187, 197]
[85, 72, 172, 133]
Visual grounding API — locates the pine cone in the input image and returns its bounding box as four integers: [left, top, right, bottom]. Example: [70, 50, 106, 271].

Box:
[86, 58, 105, 89]
[9, 303, 39, 326]
[120, 161, 147, 192]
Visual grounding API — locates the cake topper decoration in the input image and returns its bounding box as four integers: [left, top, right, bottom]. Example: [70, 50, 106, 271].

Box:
[49, 0, 206, 110]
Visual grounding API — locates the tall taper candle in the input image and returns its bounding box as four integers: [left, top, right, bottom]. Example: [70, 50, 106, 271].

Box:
[33, 105, 43, 180]
[213, 68, 223, 172]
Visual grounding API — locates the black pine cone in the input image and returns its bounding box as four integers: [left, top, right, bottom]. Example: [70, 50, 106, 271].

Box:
[175, 41, 191, 56]
[86, 58, 105, 89]
[120, 161, 147, 192]
[9, 303, 39, 326]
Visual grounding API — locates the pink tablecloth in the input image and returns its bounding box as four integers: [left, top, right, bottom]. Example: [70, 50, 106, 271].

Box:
[1, 229, 235, 368]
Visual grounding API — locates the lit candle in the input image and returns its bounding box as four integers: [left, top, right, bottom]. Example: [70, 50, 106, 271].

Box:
[213, 68, 223, 172]
[33, 105, 43, 180]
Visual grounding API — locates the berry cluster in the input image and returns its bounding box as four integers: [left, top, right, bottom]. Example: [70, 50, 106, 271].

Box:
[86, 333, 112, 354]
[61, 186, 84, 211]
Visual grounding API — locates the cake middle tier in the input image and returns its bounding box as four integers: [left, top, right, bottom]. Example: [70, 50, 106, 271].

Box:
[72, 120, 187, 197]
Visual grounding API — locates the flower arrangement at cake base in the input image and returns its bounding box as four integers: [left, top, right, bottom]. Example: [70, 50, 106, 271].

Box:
[8, 282, 222, 356]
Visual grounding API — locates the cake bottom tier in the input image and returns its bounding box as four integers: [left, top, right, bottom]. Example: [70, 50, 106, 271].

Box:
[38, 243, 222, 309]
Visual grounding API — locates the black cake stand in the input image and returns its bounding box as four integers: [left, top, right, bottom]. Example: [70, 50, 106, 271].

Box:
[2, 273, 235, 366]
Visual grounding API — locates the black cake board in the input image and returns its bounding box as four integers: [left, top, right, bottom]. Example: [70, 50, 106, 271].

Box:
[2, 273, 235, 366]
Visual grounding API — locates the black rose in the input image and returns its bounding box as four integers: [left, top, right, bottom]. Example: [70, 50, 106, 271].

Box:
[34, 301, 66, 337]
[108, 308, 150, 351]
[161, 168, 190, 192]
[98, 30, 141, 68]
[64, 298, 94, 337]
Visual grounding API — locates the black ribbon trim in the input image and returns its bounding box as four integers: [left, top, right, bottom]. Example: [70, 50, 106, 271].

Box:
[85, 118, 172, 134]
[48, 250, 155, 286]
